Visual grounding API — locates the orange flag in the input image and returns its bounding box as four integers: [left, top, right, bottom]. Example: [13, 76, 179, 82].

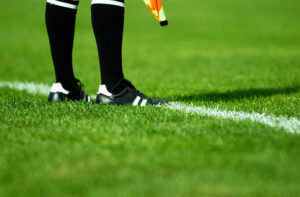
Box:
[144, 0, 168, 26]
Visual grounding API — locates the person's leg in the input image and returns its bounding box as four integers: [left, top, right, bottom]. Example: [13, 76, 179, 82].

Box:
[92, 0, 168, 106]
[91, 0, 125, 92]
[45, 0, 79, 91]
[46, 0, 92, 102]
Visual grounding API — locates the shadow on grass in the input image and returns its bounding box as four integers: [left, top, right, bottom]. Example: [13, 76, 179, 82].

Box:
[170, 85, 300, 102]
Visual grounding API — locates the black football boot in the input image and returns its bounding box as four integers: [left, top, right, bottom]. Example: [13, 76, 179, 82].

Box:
[96, 78, 168, 106]
[48, 80, 92, 103]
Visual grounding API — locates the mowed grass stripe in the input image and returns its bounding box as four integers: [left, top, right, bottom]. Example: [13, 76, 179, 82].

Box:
[1, 81, 299, 133]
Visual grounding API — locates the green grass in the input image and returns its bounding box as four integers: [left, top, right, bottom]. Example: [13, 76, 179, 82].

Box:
[1, 0, 300, 196]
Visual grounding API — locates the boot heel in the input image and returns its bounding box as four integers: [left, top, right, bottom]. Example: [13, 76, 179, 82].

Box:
[48, 92, 66, 102]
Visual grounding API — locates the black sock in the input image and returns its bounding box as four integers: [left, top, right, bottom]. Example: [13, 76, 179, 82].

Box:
[91, 0, 125, 91]
[45, 1, 79, 91]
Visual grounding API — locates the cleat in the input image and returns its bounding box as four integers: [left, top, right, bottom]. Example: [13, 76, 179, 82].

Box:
[96, 79, 168, 106]
[48, 80, 92, 103]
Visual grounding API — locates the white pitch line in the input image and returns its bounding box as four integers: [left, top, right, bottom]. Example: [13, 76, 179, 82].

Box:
[0, 81, 299, 133]
[0, 81, 50, 95]
[166, 102, 300, 134]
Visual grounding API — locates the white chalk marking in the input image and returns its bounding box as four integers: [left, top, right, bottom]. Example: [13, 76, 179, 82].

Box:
[166, 102, 300, 134]
[0, 81, 50, 95]
[0, 81, 299, 133]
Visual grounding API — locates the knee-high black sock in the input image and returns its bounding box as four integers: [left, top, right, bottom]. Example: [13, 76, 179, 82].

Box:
[91, 0, 125, 91]
[45, 1, 79, 91]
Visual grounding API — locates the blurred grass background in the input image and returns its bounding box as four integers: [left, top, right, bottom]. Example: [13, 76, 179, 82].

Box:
[0, 0, 300, 196]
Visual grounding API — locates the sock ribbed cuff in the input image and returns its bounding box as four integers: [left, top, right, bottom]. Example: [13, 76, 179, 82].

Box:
[91, 0, 124, 7]
[46, 0, 79, 10]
